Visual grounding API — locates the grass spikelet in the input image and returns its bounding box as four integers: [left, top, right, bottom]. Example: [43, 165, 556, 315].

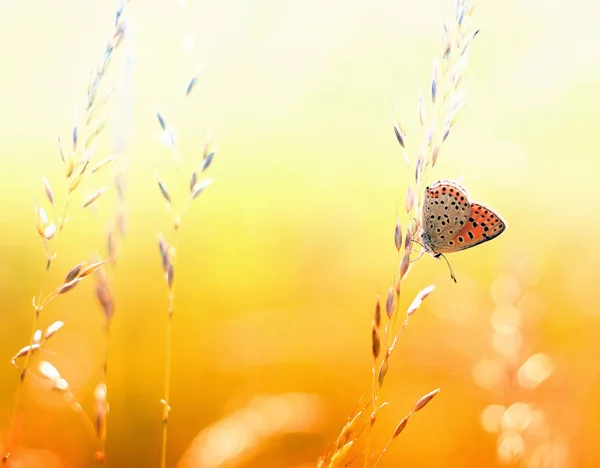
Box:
[79, 258, 113, 278]
[407, 285, 435, 317]
[65, 261, 87, 283]
[185, 76, 197, 96]
[377, 356, 389, 387]
[394, 218, 403, 251]
[42, 176, 54, 205]
[385, 287, 395, 319]
[11, 344, 41, 369]
[57, 277, 83, 295]
[374, 295, 381, 328]
[412, 388, 441, 412]
[191, 179, 212, 199]
[44, 321, 64, 340]
[157, 111, 167, 131]
[83, 186, 109, 208]
[393, 122, 405, 149]
[371, 327, 381, 359]
[158, 180, 172, 204]
[391, 415, 410, 439]
[398, 249, 410, 279]
[91, 155, 119, 174]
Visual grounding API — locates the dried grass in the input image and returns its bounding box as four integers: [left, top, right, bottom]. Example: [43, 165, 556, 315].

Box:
[318, 0, 481, 466]
[155, 78, 218, 468]
[2, 2, 128, 464]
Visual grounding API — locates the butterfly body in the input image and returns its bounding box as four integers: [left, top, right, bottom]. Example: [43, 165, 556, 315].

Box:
[420, 179, 506, 256]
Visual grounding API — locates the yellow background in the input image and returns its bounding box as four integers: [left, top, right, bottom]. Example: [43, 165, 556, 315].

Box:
[0, 0, 598, 466]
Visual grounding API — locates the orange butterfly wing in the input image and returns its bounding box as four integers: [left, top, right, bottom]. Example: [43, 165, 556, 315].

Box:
[435, 202, 507, 253]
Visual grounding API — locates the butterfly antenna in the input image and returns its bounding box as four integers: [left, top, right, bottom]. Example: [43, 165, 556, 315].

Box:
[438, 253, 457, 283]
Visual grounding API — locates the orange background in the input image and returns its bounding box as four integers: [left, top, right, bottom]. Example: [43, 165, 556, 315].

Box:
[0, 0, 599, 466]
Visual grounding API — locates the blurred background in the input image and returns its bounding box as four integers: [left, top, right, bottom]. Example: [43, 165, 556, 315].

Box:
[1, 0, 599, 466]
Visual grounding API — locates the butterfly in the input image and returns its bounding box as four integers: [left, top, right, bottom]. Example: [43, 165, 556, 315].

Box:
[419, 179, 507, 281]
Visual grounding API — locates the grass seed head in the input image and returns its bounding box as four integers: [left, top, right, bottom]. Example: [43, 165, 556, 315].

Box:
[58, 277, 83, 295]
[35, 205, 49, 237]
[53, 377, 70, 392]
[185, 76, 197, 96]
[43, 222, 57, 240]
[45, 321, 65, 340]
[42, 176, 54, 205]
[392, 414, 411, 439]
[394, 218, 403, 251]
[393, 123, 405, 149]
[385, 287, 395, 319]
[189, 172, 198, 192]
[407, 285, 435, 317]
[91, 155, 119, 174]
[11, 344, 41, 367]
[167, 264, 175, 288]
[413, 388, 441, 412]
[191, 179, 213, 199]
[157, 180, 172, 204]
[328, 440, 354, 468]
[65, 156, 76, 178]
[378, 356, 389, 387]
[33, 330, 42, 346]
[374, 295, 381, 328]
[399, 249, 411, 279]
[158, 234, 170, 272]
[157, 111, 166, 131]
[39, 361, 60, 382]
[79, 258, 112, 278]
[65, 261, 87, 283]
[68, 171, 84, 193]
[371, 327, 381, 360]
[201, 151, 216, 172]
